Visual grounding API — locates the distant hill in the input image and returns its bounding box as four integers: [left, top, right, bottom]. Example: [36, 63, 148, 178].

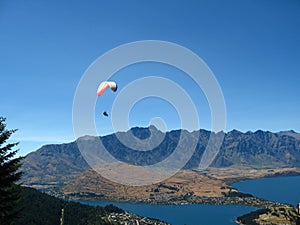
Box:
[21, 127, 300, 187]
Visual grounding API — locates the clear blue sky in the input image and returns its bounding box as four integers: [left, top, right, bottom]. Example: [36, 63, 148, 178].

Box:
[1, 0, 299, 156]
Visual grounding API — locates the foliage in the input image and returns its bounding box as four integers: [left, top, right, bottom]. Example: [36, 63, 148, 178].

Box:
[0, 117, 24, 225]
[15, 187, 124, 225]
[64, 202, 123, 225]
[14, 187, 63, 225]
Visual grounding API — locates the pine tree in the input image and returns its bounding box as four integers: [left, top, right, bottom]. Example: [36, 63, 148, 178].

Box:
[0, 117, 24, 225]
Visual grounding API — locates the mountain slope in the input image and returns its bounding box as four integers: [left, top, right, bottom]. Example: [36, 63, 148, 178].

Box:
[22, 142, 90, 186]
[212, 130, 300, 168]
[21, 127, 300, 187]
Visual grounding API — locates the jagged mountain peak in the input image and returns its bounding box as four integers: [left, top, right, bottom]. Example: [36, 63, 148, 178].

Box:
[21, 127, 300, 187]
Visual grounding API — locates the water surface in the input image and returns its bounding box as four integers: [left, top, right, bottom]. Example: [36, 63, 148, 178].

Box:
[79, 200, 256, 225]
[232, 175, 300, 205]
[79, 175, 300, 224]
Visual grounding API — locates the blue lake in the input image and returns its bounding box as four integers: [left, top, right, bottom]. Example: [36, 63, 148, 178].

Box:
[79, 200, 256, 225]
[232, 175, 300, 206]
[79, 175, 300, 225]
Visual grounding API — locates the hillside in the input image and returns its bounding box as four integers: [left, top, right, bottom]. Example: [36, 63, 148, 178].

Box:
[22, 142, 90, 187]
[14, 187, 122, 225]
[21, 127, 300, 188]
[62, 168, 231, 202]
[14, 187, 169, 225]
[236, 206, 299, 225]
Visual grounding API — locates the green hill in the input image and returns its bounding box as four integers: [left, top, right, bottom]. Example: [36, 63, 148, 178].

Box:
[14, 187, 169, 225]
[14, 187, 123, 225]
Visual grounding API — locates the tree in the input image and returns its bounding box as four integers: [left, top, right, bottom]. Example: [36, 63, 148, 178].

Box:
[0, 117, 24, 225]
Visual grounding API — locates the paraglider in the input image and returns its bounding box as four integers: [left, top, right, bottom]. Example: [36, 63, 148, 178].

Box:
[97, 81, 118, 117]
[97, 81, 118, 96]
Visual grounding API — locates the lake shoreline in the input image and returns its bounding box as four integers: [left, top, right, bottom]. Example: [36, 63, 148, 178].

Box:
[67, 174, 300, 225]
[67, 192, 290, 209]
[40, 172, 300, 225]
[63, 172, 300, 208]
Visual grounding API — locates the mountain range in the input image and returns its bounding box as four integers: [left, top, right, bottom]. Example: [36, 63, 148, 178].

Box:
[21, 127, 300, 188]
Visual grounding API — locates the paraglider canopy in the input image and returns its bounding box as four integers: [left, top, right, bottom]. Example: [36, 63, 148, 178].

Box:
[97, 81, 118, 118]
[97, 81, 118, 96]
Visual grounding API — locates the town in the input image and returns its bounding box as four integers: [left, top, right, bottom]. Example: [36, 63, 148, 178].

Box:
[103, 212, 170, 225]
